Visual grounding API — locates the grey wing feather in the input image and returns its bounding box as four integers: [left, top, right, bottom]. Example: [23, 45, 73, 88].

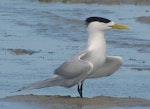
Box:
[15, 50, 93, 92]
[54, 50, 93, 79]
[87, 56, 122, 78]
[15, 75, 63, 92]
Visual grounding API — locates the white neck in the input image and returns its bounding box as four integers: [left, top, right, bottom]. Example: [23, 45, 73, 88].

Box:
[87, 30, 106, 53]
[84, 22, 108, 66]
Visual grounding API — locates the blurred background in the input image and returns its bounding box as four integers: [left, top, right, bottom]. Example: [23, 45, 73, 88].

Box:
[0, 0, 150, 108]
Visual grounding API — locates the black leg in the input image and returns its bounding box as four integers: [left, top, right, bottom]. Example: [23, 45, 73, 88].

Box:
[77, 83, 83, 98]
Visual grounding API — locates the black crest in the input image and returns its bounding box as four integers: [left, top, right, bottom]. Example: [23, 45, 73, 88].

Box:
[86, 17, 111, 25]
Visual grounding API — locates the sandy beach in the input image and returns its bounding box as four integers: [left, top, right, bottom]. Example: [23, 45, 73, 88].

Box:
[1, 94, 150, 109]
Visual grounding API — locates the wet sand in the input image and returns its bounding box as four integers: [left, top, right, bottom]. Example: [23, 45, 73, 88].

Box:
[136, 16, 150, 24]
[1, 95, 150, 109]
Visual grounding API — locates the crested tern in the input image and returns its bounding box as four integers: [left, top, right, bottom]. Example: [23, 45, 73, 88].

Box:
[17, 17, 130, 97]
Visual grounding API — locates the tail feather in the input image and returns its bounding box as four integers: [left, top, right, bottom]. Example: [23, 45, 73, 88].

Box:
[16, 75, 62, 92]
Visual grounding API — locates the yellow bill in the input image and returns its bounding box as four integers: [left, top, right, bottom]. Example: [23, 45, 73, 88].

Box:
[110, 23, 130, 30]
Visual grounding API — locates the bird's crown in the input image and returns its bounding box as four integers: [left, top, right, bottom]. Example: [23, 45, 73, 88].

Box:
[86, 17, 111, 25]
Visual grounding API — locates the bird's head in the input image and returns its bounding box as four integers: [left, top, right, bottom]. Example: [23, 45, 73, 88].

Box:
[86, 17, 130, 32]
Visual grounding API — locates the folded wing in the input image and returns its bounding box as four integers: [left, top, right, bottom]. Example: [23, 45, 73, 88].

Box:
[54, 50, 93, 79]
[87, 56, 122, 78]
[16, 50, 93, 92]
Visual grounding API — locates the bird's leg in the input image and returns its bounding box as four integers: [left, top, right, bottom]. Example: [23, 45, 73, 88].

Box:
[77, 83, 83, 98]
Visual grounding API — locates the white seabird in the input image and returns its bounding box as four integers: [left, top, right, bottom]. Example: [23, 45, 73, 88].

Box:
[17, 17, 130, 97]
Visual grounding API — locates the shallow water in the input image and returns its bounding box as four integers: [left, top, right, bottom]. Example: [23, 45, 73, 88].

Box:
[0, 0, 150, 109]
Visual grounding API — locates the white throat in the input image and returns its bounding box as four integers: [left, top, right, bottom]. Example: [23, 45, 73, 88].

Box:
[85, 29, 106, 68]
[87, 30, 106, 53]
